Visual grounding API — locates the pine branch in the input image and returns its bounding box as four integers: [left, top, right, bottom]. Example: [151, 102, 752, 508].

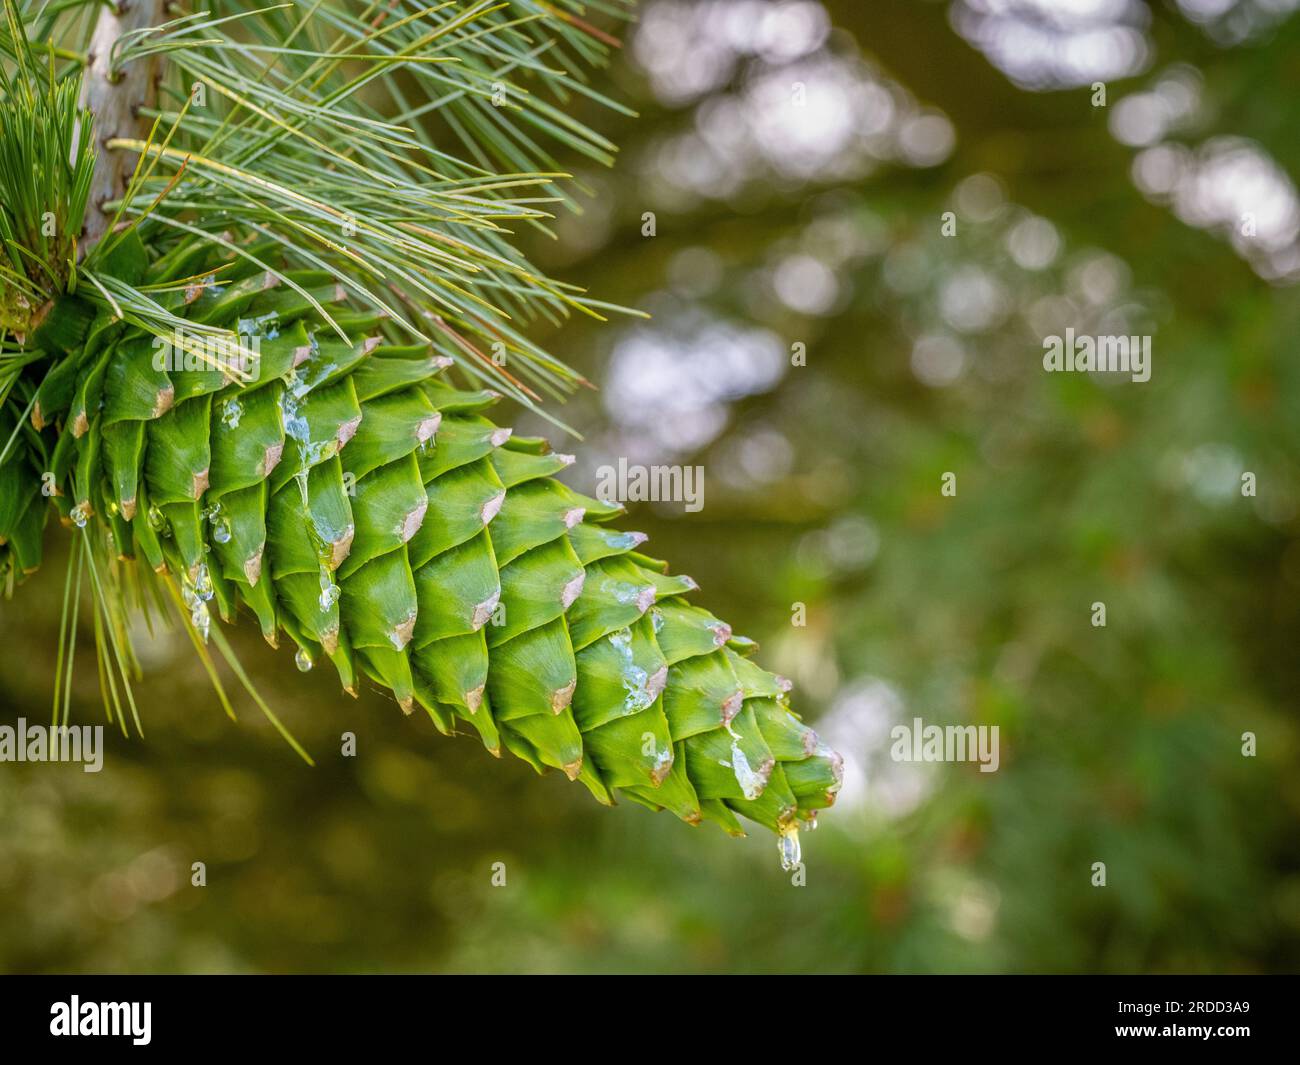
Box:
[0, 1, 843, 857]
[77, 0, 164, 254]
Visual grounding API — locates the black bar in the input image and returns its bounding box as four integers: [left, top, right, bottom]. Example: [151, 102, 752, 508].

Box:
[0, 975, 1291, 1051]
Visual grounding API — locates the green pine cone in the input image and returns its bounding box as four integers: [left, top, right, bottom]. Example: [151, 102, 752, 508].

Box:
[0, 233, 841, 860]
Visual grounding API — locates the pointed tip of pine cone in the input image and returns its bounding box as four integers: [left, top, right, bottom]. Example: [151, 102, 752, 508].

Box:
[560, 571, 586, 609]
[320, 625, 339, 656]
[647, 664, 668, 701]
[470, 593, 499, 631]
[243, 549, 263, 586]
[634, 584, 655, 614]
[153, 385, 174, 418]
[563, 507, 585, 529]
[649, 757, 673, 787]
[390, 611, 416, 651]
[489, 427, 512, 447]
[551, 679, 576, 714]
[258, 442, 283, 478]
[71, 411, 89, 438]
[400, 498, 428, 543]
[264, 631, 279, 649]
[562, 757, 583, 781]
[710, 622, 732, 648]
[721, 690, 744, 724]
[336, 414, 361, 449]
[828, 749, 845, 787]
[327, 526, 354, 570]
[293, 344, 313, 367]
[415, 412, 441, 446]
[398, 695, 415, 714]
[120, 497, 137, 522]
[465, 685, 484, 713]
[31, 403, 46, 431]
[480, 491, 505, 525]
[192, 469, 210, 498]
[362, 336, 382, 355]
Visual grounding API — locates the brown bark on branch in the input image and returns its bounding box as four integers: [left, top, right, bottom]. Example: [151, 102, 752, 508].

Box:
[77, 0, 165, 256]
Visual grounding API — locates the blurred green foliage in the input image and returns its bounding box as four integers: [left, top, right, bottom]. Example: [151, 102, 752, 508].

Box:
[2, 0, 1298, 973]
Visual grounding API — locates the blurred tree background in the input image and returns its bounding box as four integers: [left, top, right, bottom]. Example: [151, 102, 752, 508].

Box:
[2, 0, 1298, 973]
